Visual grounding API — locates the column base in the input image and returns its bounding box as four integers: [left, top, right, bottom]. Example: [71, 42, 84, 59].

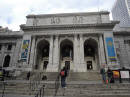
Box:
[46, 63, 59, 72]
[73, 63, 86, 72]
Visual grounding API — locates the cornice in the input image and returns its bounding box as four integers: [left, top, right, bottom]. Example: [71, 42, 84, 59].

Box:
[26, 11, 109, 18]
[113, 31, 130, 35]
[0, 32, 23, 37]
[20, 22, 116, 31]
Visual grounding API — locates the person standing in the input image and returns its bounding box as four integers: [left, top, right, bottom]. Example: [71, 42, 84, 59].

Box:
[107, 67, 113, 83]
[60, 66, 68, 96]
[100, 65, 106, 84]
[60, 66, 67, 88]
[27, 71, 30, 80]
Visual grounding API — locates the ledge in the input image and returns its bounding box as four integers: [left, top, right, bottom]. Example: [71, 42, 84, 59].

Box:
[26, 11, 110, 18]
[20, 22, 117, 31]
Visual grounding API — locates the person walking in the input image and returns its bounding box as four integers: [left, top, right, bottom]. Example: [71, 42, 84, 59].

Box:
[100, 65, 106, 84]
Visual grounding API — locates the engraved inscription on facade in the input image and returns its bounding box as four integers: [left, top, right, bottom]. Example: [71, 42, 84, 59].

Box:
[51, 17, 61, 24]
[33, 18, 38, 26]
[73, 16, 83, 23]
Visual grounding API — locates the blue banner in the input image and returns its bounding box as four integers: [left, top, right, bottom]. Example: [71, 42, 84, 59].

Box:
[106, 37, 116, 61]
[21, 40, 30, 61]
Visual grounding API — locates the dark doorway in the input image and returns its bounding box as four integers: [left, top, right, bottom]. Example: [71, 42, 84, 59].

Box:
[36, 40, 49, 70]
[65, 61, 70, 70]
[87, 61, 93, 70]
[43, 61, 48, 70]
[3, 55, 10, 67]
[60, 39, 73, 60]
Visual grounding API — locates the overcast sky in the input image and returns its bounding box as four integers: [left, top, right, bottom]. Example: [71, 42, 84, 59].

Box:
[0, 0, 116, 31]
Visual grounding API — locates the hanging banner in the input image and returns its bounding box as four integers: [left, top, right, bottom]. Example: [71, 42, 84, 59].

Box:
[21, 40, 30, 61]
[106, 37, 116, 61]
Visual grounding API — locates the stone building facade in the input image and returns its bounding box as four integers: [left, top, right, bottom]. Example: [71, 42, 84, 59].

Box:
[112, 0, 130, 69]
[1, 11, 126, 73]
[0, 27, 23, 71]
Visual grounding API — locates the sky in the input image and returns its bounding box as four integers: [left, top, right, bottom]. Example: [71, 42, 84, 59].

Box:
[0, 0, 116, 31]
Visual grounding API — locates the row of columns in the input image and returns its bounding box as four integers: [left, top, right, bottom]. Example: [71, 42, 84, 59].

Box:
[30, 34, 106, 72]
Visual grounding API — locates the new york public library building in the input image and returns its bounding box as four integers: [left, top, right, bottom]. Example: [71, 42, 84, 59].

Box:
[0, 11, 130, 81]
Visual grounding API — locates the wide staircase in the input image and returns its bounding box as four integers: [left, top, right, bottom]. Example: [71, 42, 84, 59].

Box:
[0, 71, 130, 97]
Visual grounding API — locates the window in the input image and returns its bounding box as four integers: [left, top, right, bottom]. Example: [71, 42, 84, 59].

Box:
[124, 40, 130, 44]
[3, 55, 11, 67]
[7, 45, 12, 50]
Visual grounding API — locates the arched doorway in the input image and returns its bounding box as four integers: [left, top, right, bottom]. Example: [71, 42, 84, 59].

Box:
[84, 38, 99, 71]
[36, 40, 49, 70]
[3, 55, 11, 67]
[60, 39, 73, 71]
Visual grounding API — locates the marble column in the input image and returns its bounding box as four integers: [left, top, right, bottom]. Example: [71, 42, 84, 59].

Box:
[47, 36, 54, 72]
[79, 34, 86, 72]
[52, 35, 59, 72]
[74, 35, 80, 72]
[99, 35, 106, 66]
[0, 45, 5, 68]
[30, 36, 36, 69]
[11, 45, 17, 67]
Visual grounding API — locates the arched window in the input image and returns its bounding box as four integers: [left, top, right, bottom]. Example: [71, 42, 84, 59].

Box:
[3, 55, 11, 67]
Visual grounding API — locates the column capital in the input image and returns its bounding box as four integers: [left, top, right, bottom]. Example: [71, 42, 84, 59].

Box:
[80, 34, 83, 38]
[74, 34, 78, 37]
[55, 35, 59, 38]
[50, 35, 54, 38]
[31, 35, 36, 38]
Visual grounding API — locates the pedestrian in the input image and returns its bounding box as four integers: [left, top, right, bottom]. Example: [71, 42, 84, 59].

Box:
[27, 71, 30, 80]
[107, 67, 113, 83]
[60, 66, 67, 88]
[100, 64, 106, 84]
[60, 66, 68, 96]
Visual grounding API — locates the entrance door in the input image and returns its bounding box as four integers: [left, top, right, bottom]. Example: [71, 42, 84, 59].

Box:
[87, 61, 93, 70]
[43, 61, 48, 70]
[65, 61, 70, 71]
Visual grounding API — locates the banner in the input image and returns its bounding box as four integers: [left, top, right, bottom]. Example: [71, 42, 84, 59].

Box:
[106, 37, 116, 61]
[21, 40, 30, 61]
[120, 71, 130, 79]
[113, 70, 120, 78]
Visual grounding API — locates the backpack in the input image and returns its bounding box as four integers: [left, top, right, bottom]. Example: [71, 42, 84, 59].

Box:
[60, 71, 65, 76]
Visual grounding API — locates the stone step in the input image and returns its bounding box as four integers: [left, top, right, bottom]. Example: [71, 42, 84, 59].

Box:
[0, 94, 34, 97]
[1, 95, 130, 97]
[0, 81, 42, 96]
[68, 71, 102, 81]
[45, 88, 130, 96]
[1, 80, 130, 97]
[12, 71, 102, 81]
[46, 82, 130, 89]
[44, 82, 130, 96]
[0, 89, 38, 95]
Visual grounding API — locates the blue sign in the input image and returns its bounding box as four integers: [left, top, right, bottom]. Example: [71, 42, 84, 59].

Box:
[21, 40, 30, 61]
[106, 37, 116, 61]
